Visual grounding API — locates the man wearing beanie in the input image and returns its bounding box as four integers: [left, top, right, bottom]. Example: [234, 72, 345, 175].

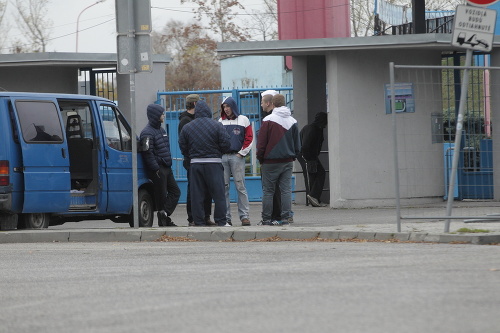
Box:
[140, 103, 180, 227]
[179, 100, 231, 227]
[298, 112, 328, 207]
[178, 94, 215, 226]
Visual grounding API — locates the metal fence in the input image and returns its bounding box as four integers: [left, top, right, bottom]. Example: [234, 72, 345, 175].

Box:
[155, 88, 294, 203]
[390, 57, 500, 232]
[156, 88, 293, 178]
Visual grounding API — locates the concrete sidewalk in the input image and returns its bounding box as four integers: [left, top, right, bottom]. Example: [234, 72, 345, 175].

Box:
[2, 203, 500, 245]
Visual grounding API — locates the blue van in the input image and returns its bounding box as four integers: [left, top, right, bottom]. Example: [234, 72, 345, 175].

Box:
[0, 92, 156, 230]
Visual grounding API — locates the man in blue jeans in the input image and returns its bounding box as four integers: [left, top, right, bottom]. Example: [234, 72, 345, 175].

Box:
[219, 97, 253, 226]
[256, 94, 301, 226]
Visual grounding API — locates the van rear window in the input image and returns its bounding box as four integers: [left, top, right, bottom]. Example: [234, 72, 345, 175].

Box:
[15, 100, 64, 143]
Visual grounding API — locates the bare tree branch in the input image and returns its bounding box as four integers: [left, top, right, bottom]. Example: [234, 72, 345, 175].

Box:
[13, 0, 52, 52]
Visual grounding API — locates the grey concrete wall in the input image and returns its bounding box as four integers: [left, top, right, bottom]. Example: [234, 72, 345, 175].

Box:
[292, 56, 309, 204]
[0, 67, 78, 93]
[116, 62, 167, 134]
[325, 49, 444, 208]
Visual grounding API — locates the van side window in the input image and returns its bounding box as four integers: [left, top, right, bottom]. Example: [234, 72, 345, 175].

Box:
[99, 105, 131, 152]
[15, 100, 63, 143]
[58, 101, 94, 140]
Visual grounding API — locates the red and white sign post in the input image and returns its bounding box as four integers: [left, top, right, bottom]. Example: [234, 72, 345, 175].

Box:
[466, 0, 499, 6]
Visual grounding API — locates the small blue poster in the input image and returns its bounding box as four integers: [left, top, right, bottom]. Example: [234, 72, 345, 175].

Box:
[385, 83, 415, 114]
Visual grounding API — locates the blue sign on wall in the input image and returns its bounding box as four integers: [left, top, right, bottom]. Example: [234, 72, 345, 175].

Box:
[385, 83, 415, 114]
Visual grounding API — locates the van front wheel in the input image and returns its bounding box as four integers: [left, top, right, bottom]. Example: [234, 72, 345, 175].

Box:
[128, 189, 154, 228]
[20, 213, 50, 229]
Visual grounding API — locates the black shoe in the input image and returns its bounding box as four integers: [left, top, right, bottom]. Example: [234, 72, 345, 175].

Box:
[307, 195, 321, 207]
[205, 218, 217, 226]
[158, 211, 175, 227]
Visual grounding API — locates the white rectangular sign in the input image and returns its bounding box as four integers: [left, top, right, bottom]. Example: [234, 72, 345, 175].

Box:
[451, 5, 497, 52]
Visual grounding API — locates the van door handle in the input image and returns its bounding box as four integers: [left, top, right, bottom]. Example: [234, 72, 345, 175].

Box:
[61, 148, 66, 158]
[105, 150, 109, 159]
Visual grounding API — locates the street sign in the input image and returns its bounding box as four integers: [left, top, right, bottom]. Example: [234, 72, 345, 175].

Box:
[467, 0, 500, 7]
[115, 0, 152, 74]
[451, 5, 497, 52]
[116, 0, 152, 34]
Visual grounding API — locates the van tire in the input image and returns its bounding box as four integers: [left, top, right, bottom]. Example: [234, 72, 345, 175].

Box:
[128, 189, 154, 228]
[19, 213, 50, 229]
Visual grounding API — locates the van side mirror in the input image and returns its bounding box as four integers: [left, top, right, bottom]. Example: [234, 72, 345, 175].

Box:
[138, 137, 149, 152]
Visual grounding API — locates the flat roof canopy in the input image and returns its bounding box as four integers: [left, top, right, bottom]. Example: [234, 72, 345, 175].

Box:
[0, 52, 170, 68]
[217, 33, 500, 56]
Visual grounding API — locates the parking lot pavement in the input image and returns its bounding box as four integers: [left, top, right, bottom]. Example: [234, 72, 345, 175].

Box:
[2, 203, 500, 245]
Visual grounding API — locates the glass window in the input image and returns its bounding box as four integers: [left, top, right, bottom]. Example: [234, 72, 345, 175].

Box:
[99, 105, 131, 151]
[59, 101, 94, 140]
[15, 100, 63, 143]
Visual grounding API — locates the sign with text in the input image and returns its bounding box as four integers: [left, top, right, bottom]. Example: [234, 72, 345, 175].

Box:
[451, 5, 497, 52]
[385, 83, 415, 114]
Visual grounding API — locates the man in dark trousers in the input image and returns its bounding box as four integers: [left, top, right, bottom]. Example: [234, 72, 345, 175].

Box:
[298, 112, 328, 207]
[179, 100, 231, 227]
[178, 94, 215, 226]
[140, 104, 180, 226]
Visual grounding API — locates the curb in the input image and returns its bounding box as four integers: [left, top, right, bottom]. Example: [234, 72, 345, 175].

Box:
[1, 228, 500, 245]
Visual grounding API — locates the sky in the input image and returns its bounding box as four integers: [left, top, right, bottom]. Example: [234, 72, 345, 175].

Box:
[4, 0, 266, 54]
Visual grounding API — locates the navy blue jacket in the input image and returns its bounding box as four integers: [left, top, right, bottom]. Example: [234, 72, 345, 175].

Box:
[179, 100, 231, 160]
[140, 104, 172, 172]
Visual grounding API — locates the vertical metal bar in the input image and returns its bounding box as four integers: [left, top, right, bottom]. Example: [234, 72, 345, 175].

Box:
[445, 49, 473, 232]
[128, 0, 139, 229]
[390, 62, 401, 232]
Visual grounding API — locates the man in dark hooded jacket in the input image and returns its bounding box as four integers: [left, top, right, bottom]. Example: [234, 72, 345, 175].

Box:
[140, 104, 180, 226]
[178, 94, 215, 226]
[298, 112, 328, 207]
[179, 100, 231, 226]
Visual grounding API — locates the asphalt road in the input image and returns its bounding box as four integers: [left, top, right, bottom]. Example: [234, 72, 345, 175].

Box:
[1, 241, 500, 333]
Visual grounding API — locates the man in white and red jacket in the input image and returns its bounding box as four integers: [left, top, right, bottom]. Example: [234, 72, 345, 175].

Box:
[219, 96, 253, 226]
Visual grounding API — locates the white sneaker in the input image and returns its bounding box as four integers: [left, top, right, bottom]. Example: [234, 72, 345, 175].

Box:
[223, 223, 232, 227]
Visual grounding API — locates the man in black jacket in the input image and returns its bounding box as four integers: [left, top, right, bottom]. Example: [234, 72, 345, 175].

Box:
[298, 112, 328, 207]
[179, 100, 231, 226]
[140, 104, 180, 226]
[178, 94, 215, 226]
